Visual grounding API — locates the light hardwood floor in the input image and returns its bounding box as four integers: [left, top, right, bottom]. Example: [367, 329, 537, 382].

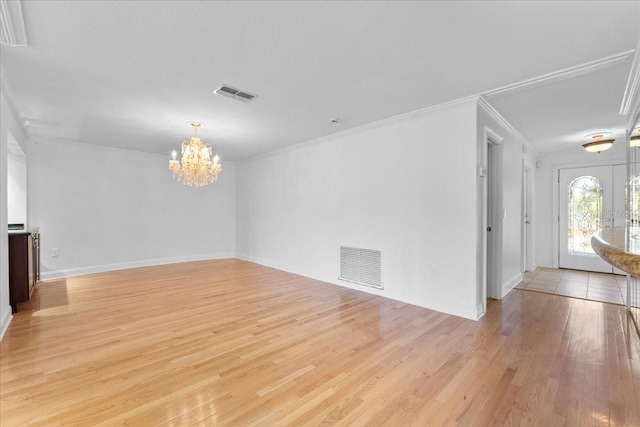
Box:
[1, 259, 639, 426]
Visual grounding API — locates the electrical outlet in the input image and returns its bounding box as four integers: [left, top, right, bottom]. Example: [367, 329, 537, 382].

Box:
[430, 268, 438, 277]
[52, 248, 59, 257]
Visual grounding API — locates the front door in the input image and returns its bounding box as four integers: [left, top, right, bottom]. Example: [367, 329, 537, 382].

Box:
[559, 165, 625, 273]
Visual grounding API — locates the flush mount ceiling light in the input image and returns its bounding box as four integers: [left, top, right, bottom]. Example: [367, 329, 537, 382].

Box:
[582, 133, 614, 153]
[631, 129, 640, 148]
[168, 123, 221, 187]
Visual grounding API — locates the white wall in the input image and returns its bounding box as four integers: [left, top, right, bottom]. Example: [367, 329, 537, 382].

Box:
[0, 94, 9, 340]
[1, 92, 28, 340]
[236, 99, 480, 319]
[477, 104, 537, 305]
[27, 139, 236, 279]
[535, 141, 626, 268]
[7, 151, 26, 225]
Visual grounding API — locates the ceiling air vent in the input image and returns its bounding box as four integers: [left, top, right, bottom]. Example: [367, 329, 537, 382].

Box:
[213, 84, 257, 103]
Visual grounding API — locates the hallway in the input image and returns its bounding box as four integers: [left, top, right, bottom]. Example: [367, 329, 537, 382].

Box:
[516, 267, 626, 305]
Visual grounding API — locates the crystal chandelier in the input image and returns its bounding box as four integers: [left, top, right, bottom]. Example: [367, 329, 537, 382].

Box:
[169, 123, 222, 187]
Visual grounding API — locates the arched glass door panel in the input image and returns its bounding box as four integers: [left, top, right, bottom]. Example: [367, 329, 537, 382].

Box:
[567, 176, 603, 256]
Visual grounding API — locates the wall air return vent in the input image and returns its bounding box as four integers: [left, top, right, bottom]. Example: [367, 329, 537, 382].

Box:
[213, 84, 257, 103]
[339, 246, 382, 289]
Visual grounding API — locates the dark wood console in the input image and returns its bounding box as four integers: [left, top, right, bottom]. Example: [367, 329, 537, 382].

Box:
[8, 232, 37, 313]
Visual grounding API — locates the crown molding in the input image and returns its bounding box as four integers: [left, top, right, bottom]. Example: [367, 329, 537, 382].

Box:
[29, 136, 238, 163]
[621, 38, 640, 131]
[1, 64, 16, 105]
[1, 64, 21, 123]
[1, 64, 29, 141]
[485, 50, 635, 100]
[477, 96, 536, 156]
[0, 0, 27, 46]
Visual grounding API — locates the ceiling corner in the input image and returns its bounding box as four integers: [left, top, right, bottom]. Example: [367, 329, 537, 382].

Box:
[620, 39, 640, 130]
[0, 0, 28, 46]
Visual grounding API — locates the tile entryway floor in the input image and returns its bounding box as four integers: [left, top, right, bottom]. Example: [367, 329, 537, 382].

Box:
[516, 267, 627, 305]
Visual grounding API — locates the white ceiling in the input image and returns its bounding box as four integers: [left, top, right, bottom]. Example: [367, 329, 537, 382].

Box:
[489, 60, 635, 153]
[1, 1, 639, 160]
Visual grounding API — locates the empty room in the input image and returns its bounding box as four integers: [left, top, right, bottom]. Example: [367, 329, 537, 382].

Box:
[1, 1, 640, 425]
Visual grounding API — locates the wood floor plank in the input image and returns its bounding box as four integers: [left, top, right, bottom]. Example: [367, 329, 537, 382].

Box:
[1, 259, 639, 426]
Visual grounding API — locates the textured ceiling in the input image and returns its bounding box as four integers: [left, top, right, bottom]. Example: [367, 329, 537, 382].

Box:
[1, 1, 639, 160]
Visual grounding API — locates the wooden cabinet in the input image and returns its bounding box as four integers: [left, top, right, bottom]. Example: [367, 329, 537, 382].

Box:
[8, 232, 35, 313]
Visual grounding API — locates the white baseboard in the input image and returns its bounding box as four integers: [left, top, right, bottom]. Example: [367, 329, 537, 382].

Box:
[237, 253, 479, 320]
[382, 288, 479, 320]
[0, 308, 13, 341]
[40, 253, 236, 281]
[236, 253, 277, 270]
[502, 272, 523, 298]
[38, 252, 481, 321]
[476, 303, 486, 320]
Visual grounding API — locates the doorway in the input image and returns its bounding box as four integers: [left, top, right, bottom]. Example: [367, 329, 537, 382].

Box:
[7, 137, 27, 227]
[484, 127, 503, 303]
[521, 165, 532, 274]
[558, 164, 625, 273]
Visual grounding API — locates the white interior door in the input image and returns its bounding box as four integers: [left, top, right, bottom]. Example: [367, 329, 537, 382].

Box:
[522, 167, 530, 273]
[559, 165, 625, 273]
[486, 142, 502, 299]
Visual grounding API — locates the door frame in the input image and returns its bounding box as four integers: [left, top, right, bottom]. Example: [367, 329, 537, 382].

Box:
[558, 165, 615, 272]
[482, 125, 503, 312]
[552, 161, 626, 269]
